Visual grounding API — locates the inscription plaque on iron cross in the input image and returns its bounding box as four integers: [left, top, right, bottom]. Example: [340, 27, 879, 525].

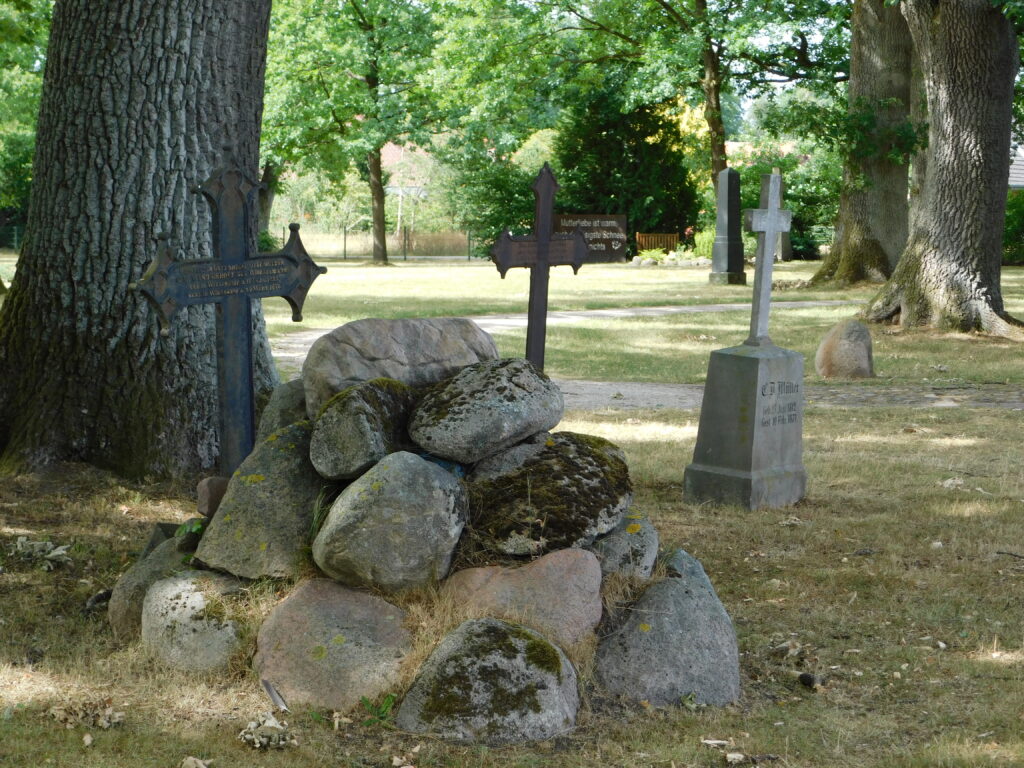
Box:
[490, 163, 587, 370]
[743, 171, 792, 346]
[132, 161, 327, 475]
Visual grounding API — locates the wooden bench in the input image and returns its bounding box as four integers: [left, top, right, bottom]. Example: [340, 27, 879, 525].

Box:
[636, 232, 679, 253]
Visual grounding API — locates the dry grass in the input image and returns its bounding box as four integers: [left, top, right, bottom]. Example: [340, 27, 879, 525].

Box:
[2, 401, 1024, 767]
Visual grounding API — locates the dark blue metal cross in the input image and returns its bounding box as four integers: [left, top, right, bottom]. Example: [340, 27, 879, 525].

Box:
[133, 162, 326, 475]
[491, 163, 587, 370]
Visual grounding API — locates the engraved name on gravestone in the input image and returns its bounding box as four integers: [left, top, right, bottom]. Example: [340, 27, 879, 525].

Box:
[709, 168, 746, 285]
[554, 214, 628, 261]
[683, 171, 807, 509]
[491, 164, 588, 370]
[132, 160, 327, 475]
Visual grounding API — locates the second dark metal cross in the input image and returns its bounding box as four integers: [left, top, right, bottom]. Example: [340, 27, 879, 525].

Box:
[490, 163, 587, 370]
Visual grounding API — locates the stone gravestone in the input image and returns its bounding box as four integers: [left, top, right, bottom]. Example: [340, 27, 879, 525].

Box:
[132, 159, 327, 474]
[684, 171, 807, 509]
[490, 163, 588, 370]
[770, 167, 793, 262]
[709, 168, 746, 285]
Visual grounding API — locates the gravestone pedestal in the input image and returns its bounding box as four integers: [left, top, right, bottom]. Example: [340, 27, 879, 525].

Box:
[686, 170, 806, 510]
[683, 344, 806, 508]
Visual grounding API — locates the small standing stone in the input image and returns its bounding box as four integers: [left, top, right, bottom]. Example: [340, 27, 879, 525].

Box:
[255, 378, 308, 443]
[108, 538, 189, 643]
[815, 318, 875, 378]
[587, 511, 659, 579]
[595, 571, 740, 707]
[197, 476, 230, 518]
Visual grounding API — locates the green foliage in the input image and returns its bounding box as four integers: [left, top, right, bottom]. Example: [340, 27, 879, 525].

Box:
[1003, 189, 1024, 265]
[730, 141, 843, 259]
[551, 85, 700, 253]
[175, 519, 205, 537]
[359, 693, 396, 728]
[0, 0, 48, 228]
[257, 230, 282, 252]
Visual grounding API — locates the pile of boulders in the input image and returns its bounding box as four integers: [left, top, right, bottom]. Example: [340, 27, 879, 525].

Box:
[109, 317, 740, 745]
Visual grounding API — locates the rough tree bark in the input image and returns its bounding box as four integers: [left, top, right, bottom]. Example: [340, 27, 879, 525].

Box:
[0, 0, 277, 477]
[813, 0, 912, 285]
[865, 0, 1022, 336]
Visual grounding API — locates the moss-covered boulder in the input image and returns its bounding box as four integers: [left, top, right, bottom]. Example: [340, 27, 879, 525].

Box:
[195, 422, 329, 580]
[309, 378, 415, 480]
[302, 317, 499, 418]
[140, 571, 244, 673]
[395, 618, 578, 745]
[587, 510, 659, 579]
[312, 452, 467, 592]
[595, 567, 740, 707]
[253, 580, 410, 713]
[255, 378, 307, 443]
[408, 359, 563, 464]
[467, 432, 632, 556]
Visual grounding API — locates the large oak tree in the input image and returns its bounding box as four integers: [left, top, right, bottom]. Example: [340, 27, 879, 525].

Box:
[0, 0, 277, 477]
[865, 0, 1022, 336]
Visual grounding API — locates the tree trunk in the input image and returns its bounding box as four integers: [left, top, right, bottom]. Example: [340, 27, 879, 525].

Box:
[813, 0, 912, 285]
[367, 146, 389, 264]
[0, 0, 276, 478]
[696, 0, 728, 189]
[258, 162, 280, 234]
[865, 0, 1021, 336]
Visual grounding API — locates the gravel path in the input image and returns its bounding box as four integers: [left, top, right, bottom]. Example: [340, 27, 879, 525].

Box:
[270, 302, 1024, 411]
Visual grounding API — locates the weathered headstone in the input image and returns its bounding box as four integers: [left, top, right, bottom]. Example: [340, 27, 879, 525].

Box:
[132, 159, 327, 474]
[684, 171, 807, 509]
[490, 164, 588, 370]
[709, 168, 746, 285]
[768, 167, 793, 262]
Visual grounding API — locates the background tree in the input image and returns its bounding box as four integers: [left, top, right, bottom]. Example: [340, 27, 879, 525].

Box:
[0, 0, 275, 477]
[264, 0, 441, 264]
[0, 0, 48, 234]
[552, 83, 699, 240]
[865, 0, 1021, 335]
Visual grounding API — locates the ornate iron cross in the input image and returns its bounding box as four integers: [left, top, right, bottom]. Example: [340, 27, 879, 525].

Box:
[743, 172, 792, 346]
[132, 161, 327, 475]
[491, 163, 587, 369]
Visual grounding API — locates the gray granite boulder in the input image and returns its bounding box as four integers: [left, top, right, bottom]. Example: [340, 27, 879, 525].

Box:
[815, 318, 874, 378]
[303, 318, 498, 418]
[587, 511, 659, 579]
[468, 432, 632, 556]
[108, 537, 189, 643]
[195, 422, 328, 580]
[253, 580, 411, 713]
[310, 378, 416, 480]
[467, 431, 551, 482]
[595, 565, 740, 707]
[256, 378, 308, 443]
[442, 549, 602, 647]
[408, 359, 563, 464]
[395, 618, 578, 745]
[197, 477, 229, 518]
[312, 452, 467, 592]
[140, 571, 244, 672]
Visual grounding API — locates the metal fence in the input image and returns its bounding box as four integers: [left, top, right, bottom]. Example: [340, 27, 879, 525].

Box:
[286, 228, 474, 261]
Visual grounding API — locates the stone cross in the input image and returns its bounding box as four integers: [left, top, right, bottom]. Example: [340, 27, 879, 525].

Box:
[491, 163, 587, 370]
[743, 172, 791, 346]
[709, 167, 746, 285]
[132, 161, 327, 475]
